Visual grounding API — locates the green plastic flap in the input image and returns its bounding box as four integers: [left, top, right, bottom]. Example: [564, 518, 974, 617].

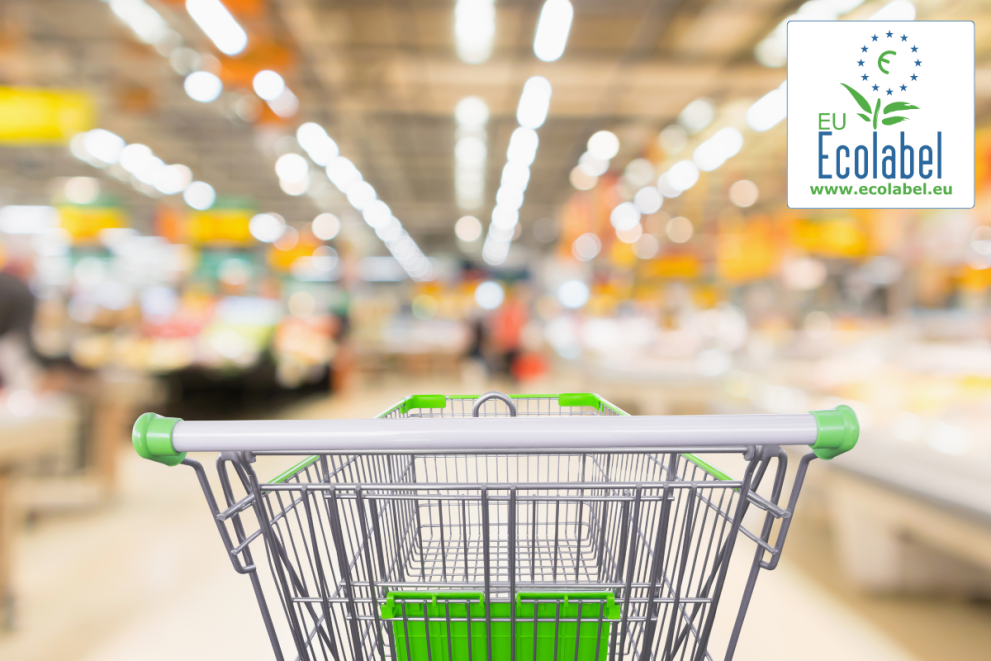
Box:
[401, 394, 448, 413]
[381, 591, 620, 661]
[132, 412, 185, 466]
[809, 405, 859, 460]
[557, 393, 601, 410]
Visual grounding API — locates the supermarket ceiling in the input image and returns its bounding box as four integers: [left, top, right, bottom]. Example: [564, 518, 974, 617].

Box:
[0, 0, 989, 253]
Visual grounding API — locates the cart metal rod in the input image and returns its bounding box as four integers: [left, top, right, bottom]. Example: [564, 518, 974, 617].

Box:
[168, 414, 819, 452]
[250, 446, 750, 456]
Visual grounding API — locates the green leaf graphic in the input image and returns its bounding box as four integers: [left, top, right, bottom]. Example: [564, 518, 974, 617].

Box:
[882, 116, 910, 125]
[841, 83, 872, 113]
[883, 101, 919, 114]
[857, 113, 871, 123]
[873, 98, 881, 130]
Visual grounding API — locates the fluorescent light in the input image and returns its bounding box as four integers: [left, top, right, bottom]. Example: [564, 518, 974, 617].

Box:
[678, 99, 714, 134]
[186, 0, 248, 56]
[362, 200, 392, 229]
[119, 143, 153, 173]
[455, 136, 487, 165]
[275, 153, 309, 183]
[326, 157, 363, 192]
[296, 123, 339, 165]
[633, 187, 662, 214]
[491, 206, 519, 229]
[268, 88, 299, 118]
[496, 186, 524, 210]
[455, 97, 489, 210]
[64, 177, 100, 205]
[558, 280, 589, 309]
[747, 82, 787, 132]
[153, 165, 190, 195]
[455, 97, 489, 128]
[0, 206, 59, 235]
[133, 155, 165, 185]
[312, 213, 341, 241]
[455, 216, 483, 242]
[533, 0, 573, 62]
[346, 181, 377, 210]
[184, 71, 223, 103]
[253, 70, 285, 101]
[610, 202, 640, 231]
[516, 76, 552, 129]
[667, 160, 700, 192]
[109, 0, 173, 45]
[506, 127, 539, 166]
[501, 163, 530, 192]
[249, 213, 285, 243]
[183, 181, 216, 209]
[83, 129, 126, 165]
[578, 151, 608, 177]
[455, 0, 495, 64]
[692, 127, 744, 172]
[587, 130, 619, 160]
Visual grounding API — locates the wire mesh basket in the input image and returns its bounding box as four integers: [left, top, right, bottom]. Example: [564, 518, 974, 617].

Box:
[132, 392, 858, 661]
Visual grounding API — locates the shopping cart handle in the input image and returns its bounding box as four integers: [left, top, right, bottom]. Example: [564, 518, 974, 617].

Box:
[132, 406, 858, 465]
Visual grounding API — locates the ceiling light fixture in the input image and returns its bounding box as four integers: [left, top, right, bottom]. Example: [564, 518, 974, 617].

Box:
[185, 0, 248, 56]
[516, 76, 553, 129]
[455, 0, 495, 64]
[533, 0, 574, 63]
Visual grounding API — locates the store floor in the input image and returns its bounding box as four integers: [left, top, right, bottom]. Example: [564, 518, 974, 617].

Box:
[1, 376, 989, 661]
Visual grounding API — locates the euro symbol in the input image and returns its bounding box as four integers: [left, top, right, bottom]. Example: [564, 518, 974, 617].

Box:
[878, 50, 896, 74]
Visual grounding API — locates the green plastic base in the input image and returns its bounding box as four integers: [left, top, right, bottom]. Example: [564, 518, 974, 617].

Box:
[809, 405, 859, 460]
[132, 412, 185, 466]
[381, 592, 619, 661]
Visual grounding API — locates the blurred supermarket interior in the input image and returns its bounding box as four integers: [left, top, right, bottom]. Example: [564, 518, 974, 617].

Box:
[1, 0, 990, 659]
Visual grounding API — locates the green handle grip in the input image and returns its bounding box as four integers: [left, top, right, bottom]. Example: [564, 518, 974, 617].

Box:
[132, 412, 185, 466]
[809, 405, 859, 460]
[385, 592, 484, 607]
[516, 592, 615, 607]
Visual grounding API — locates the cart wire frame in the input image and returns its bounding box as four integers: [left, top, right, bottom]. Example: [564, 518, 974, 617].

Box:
[162, 394, 827, 661]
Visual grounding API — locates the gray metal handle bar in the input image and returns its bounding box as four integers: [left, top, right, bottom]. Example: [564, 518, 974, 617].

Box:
[132, 406, 858, 464]
[472, 391, 517, 417]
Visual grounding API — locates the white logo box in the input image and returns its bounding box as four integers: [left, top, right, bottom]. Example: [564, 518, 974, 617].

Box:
[787, 21, 974, 209]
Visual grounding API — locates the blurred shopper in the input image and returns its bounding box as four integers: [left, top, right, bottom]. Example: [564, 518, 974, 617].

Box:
[461, 316, 489, 387]
[490, 285, 529, 380]
[330, 306, 354, 396]
[0, 265, 42, 391]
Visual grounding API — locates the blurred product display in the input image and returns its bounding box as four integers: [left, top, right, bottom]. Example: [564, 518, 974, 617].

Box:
[0, 0, 989, 659]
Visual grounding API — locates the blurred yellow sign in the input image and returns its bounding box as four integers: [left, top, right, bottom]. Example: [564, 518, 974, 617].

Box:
[791, 218, 868, 258]
[57, 206, 126, 241]
[0, 87, 95, 144]
[187, 208, 254, 245]
[717, 223, 778, 282]
[640, 254, 702, 279]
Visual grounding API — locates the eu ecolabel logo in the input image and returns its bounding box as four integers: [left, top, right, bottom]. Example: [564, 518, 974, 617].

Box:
[787, 21, 974, 209]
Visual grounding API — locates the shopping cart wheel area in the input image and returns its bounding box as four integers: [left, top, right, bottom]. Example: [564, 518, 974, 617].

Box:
[132, 392, 858, 661]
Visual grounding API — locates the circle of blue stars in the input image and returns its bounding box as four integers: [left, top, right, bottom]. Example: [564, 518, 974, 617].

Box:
[859, 29, 918, 98]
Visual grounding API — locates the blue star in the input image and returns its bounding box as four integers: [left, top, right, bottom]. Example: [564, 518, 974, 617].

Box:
[900, 34, 908, 42]
[871, 34, 879, 42]
[911, 45, 918, 52]
[900, 84, 907, 91]
[872, 84, 879, 91]
[910, 74, 917, 81]
[886, 31, 893, 38]
[858, 59, 865, 66]
[886, 88, 893, 95]
[861, 45, 868, 52]
[861, 74, 869, 81]
[915, 59, 922, 66]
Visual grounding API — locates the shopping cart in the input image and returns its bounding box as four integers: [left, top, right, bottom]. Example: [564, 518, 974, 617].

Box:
[132, 392, 858, 661]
